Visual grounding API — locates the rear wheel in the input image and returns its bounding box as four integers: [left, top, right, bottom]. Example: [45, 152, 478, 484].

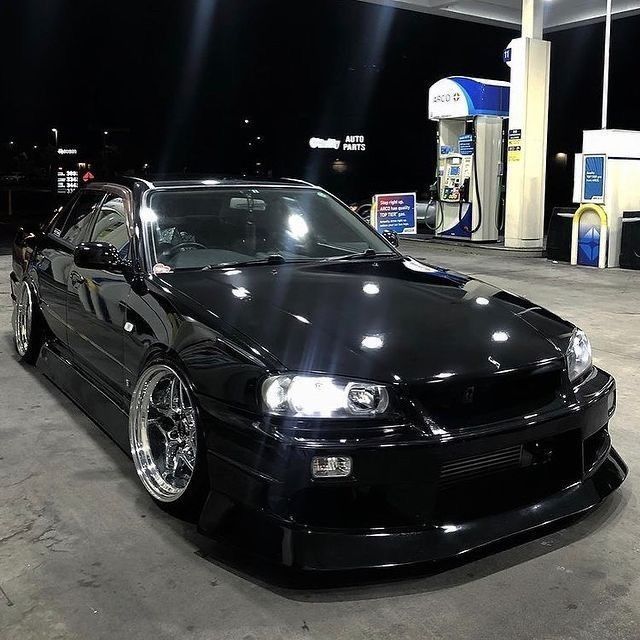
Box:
[13, 280, 42, 364]
[129, 361, 209, 517]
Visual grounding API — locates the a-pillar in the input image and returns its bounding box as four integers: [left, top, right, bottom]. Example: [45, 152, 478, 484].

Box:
[504, 0, 551, 249]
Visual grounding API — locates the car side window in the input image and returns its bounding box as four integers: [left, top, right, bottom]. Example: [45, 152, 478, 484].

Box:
[89, 194, 130, 255]
[50, 194, 81, 236]
[59, 190, 106, 246]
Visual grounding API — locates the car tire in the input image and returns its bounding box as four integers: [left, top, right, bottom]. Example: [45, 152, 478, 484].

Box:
[13, 280, 43, 365]
[129, 358, 210, 520]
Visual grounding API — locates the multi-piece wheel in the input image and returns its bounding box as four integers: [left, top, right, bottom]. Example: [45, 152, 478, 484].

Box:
[13, 281, 42, 364]
[129, 361, 209, 516]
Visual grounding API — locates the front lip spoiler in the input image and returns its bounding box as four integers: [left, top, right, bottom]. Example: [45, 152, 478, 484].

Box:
[199, 447, 627, 572]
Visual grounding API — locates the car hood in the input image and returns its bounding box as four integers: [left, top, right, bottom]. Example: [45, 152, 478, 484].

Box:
[159, 257, 570, 383]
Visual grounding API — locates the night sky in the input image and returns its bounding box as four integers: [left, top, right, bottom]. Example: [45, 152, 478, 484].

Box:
[1, 0, 639, 209]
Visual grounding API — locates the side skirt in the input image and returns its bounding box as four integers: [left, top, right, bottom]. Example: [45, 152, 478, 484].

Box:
[39, 341, 131, 454]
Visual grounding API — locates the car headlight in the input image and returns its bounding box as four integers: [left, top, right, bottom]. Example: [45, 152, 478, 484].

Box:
[566, 329, 592, 383]
[262, 374, 390, 418]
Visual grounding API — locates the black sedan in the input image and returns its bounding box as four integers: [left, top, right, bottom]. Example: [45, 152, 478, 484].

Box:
[11, 176, 627, 572]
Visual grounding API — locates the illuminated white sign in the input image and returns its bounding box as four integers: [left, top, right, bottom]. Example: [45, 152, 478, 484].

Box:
[309, 137, 341, 150]
[309, 135, 366, 152]
[57, 169, 79, 194]
[343, 135, 366, 151]
[57, 148, 78, 155]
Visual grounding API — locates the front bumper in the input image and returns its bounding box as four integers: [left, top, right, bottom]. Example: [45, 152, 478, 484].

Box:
[198, 368, 627, 571]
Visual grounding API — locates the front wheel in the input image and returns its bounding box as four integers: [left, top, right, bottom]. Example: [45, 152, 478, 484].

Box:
[13, 280, 42, 364]
[129, 361, 209, 518]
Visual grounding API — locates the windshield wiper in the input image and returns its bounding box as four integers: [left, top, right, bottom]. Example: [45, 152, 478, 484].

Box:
[202, 255, 311, 270]
[327, 248, 397, 261]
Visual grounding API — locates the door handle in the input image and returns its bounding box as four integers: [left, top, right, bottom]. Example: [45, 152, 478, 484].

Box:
[70, 271, 85, 287]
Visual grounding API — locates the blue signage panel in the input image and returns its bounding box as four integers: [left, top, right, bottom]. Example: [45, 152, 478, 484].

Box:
[375, 193, 417, 235]
[583, 154, 606, 202]
[459, 134, 475, 156]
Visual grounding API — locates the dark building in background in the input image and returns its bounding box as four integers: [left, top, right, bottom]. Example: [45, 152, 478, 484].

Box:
[0, 0, 638, 220]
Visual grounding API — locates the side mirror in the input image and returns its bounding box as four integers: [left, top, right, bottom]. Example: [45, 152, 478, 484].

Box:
[74, 242, 125, 272]
[382, 230, 399, 247]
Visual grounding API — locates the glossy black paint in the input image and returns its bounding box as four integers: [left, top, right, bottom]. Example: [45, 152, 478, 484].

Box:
[73, 241, 127, 272]
[11, 177, 627, 572]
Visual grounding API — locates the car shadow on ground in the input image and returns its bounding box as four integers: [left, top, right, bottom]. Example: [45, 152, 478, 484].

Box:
[6, 333, 633, 603]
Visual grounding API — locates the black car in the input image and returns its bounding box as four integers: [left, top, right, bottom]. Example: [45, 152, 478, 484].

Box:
[11, 176, 627, 572]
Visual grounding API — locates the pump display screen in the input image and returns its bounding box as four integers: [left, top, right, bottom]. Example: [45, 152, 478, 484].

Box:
[449, 166, 460, 177]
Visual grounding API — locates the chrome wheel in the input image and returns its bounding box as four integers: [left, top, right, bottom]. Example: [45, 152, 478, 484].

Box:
[14, 282, 33, 357]
[129, 364, 198, 502]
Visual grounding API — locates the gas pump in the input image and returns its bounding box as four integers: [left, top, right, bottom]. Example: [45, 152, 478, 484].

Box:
[428, 77, 510, 242]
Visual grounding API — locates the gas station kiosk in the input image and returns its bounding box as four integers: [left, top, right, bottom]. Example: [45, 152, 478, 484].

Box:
[428, 76, 510, 242]
[571, 129, 640, 268]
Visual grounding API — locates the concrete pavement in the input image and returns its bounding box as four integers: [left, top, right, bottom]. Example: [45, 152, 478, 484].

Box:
[1, 242, 638, 640]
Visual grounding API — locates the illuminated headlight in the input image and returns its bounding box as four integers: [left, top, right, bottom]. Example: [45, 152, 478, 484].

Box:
[566, 329, 593, 383]
[262, 375, 390, 418]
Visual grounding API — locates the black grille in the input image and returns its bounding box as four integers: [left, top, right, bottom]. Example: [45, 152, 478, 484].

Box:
[439, 446, 523, 487]
[412, 366, 562, 429]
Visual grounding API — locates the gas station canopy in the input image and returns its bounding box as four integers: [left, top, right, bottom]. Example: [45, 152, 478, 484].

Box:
[359, 0, 640, 30]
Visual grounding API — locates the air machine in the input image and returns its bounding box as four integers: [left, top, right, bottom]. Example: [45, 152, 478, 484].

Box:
[571, 130, 640, 268]
[428, 77, 510, 242]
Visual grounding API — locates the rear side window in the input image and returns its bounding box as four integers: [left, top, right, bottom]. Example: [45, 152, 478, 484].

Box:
[59, 190, 106, 246]
[49, 194, 80, 236]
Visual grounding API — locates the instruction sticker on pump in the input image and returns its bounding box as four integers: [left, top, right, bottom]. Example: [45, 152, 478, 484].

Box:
[508, 129, 523, 163]
[459, 134, 475, 157]
[372, 193, 417, 235]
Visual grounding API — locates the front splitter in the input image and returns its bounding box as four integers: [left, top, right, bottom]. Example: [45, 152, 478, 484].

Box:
[199, 448, 627, 572]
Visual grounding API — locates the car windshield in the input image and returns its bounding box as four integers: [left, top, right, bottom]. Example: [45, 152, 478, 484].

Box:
[144, 187, 394, 270]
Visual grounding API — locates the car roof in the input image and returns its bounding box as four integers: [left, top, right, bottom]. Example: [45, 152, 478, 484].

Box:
[90, 175, 318, 193]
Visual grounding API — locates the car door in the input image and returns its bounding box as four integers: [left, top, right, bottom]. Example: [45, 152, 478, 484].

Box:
[33, 190, 106, 350]
[67, 187, 133, 401]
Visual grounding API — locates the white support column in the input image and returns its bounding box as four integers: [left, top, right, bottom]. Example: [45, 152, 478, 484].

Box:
[504, 0, 550, 250]
[602, 0, 612, 129]
[521, 0, 543, 38]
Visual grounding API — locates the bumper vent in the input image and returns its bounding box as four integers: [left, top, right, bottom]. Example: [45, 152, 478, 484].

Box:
[440, 445, 523, 487]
